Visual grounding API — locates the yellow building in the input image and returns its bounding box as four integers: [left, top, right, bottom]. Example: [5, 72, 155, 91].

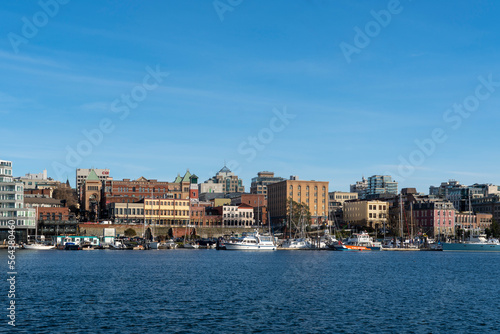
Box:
[144, 198, 190, 226]
[343, 200, 388, 229]
[268, 178, 329, 225]
[212, 198, 231, 207]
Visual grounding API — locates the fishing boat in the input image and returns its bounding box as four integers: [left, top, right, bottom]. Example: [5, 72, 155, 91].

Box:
[224, 231, 277, 251]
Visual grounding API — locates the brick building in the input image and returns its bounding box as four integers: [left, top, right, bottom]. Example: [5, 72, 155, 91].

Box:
[230, 193, 268, 226]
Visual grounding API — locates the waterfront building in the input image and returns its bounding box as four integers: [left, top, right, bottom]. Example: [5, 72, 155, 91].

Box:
[455, 212, 492, 232]
[343, 200, 389, 230]
[81, 170, 102, 221]
[230, 193, 267, 226]
[204, 206, 223, 226]
[24, 197, 71, 222]
[471, 195, 500, 224]
[430, 180, 500, 211]
[412, 199, 455, 238]
[188, 201, 224, 227]
[222, 204, 254, 227]
[250, 171, 285, 198]
[107, 202, 144, 224]
[0, 159, 36, 242]
[76, 168, 110, 196]
[328, 192, 358, 226]
[205, 165, 244, 194]
[102, 170, 193, 208]
[144, 197, 190, 226]
[268, 177, 329, 226]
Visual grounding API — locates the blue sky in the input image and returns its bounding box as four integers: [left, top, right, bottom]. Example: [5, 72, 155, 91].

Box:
[1, 0, 500, 192]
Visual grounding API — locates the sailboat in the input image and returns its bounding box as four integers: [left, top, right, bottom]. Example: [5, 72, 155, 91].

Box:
[24, 215, 55, 250]
[280, 202, 315, 249]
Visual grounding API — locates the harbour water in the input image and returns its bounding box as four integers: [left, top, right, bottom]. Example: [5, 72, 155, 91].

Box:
[2, 250, 500, 333]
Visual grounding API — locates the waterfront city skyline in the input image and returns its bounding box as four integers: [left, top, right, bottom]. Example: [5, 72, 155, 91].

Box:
[2, 1, 500, 192]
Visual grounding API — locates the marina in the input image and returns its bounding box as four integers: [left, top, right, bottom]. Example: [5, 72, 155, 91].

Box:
[4, 248, 500, 333]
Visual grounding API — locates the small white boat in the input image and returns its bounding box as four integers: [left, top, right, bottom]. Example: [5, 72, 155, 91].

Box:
[165, 240, 178, 249]
[148, 242, 159, 250]
[183, 242, 200, 249]
[108, 241, 128, 250]
[225, 231, 277, 251]
[281, 238, 314, 249]
[24, 243, 55, 250]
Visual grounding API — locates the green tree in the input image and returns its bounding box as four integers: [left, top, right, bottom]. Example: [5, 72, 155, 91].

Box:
[124, 228, 136, 237]
[53, 184, 78, 210]
[487, 219, 500, 238]
[286, 198, 312, 235]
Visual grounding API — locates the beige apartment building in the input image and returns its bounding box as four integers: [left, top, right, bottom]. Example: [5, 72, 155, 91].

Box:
[144, 198, 190, 226]
[329, 191, 358, 205]
[107, 202, 145, 224]
[343, 200, 389, 229]
[268, 177, 329, 226]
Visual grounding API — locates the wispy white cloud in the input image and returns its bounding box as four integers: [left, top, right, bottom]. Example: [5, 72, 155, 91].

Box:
[0, 50, 69, 69]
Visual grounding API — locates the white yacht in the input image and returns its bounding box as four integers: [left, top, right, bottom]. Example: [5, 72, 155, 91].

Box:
[224, 231, 277, 251]
[345, 231, 381, 250]
[24, 243, 55, 250]
[281, 238, 314, 249]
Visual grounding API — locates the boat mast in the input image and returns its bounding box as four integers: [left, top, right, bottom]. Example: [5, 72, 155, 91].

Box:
[289, 199, 292, 239]
[468, 190, 472, 241]
[410, 201, 413, 241]
[399, 193, 404, 242]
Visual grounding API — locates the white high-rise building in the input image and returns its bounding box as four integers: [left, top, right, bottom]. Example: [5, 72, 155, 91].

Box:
[0, 159, 36, 241]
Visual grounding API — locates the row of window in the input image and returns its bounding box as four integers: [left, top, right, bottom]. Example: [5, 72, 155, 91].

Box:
[290, 185, 326, 191]
[145, 200, 189, 206]
[290, 192, 325, 197]
[0, 169, 12, 175]
[368, 205, 387, 210]
[223, 213, 253, 218]
[368, 213, 387, 218]
[145, 210, 188, 216]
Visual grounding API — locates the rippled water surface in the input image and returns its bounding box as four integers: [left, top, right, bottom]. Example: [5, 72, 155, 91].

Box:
[2, 249, 500, 333]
